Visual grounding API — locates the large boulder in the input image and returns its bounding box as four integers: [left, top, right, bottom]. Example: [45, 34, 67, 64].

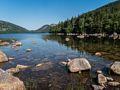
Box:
[0, 69, 25, 90]
[67, 58, 91, 73]
[0, 51, 8, 63]
[110, 61, 120, 75]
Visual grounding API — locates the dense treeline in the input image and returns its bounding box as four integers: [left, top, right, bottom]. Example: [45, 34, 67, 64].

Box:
[50, 0, 120, 34]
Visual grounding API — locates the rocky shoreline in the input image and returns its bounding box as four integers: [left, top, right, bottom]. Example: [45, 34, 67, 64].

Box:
[0, 39, 120, 90]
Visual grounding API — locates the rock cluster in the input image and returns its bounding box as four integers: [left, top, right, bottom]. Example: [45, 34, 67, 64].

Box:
[6, 64, 29, 74]
[92, 70, 120, 90]
[0, 41, 10, 46]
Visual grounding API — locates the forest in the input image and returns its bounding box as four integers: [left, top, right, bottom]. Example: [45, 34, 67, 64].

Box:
[50, 0, 120, 34]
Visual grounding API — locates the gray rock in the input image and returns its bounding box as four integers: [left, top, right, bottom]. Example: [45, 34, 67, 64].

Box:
[95, 52, 102, 56]
[110, 61, 120, 75]
[67, 58, 91, 73]
[108, 82, 120, 86]
[0, 51, 8, 63]
[98, 74, 107, 86]
[106, 77, 114, 81]
[0, 69, 25, 90]
[92, 85, 104, 90]
[65, 38, 70, 41]
[96, 70, 102, 74]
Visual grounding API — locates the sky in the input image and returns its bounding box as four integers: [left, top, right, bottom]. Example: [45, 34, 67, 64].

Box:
[0, 0, 116, 30]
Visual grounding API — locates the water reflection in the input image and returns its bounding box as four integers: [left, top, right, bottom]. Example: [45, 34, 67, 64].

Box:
[0, 34, 120, 90]
[44, 34, 120, 61]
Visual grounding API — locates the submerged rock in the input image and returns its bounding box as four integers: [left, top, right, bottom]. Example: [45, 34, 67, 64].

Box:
[67, 58, 91, 73]
[33, 62, 53, 71]
[60, 61, 67, 66]
[6, 65, 29, 74]
[0, 51, 8, 63]
[36, 63, 43, 67]
[0, 69, 25, 90]
[26, 49, 32, 52]
[110, 61, 120, 75]
[16, 64, 29, 70]
[8, 57, 15, 61]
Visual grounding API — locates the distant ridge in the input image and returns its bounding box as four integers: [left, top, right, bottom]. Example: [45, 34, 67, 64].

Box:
[0, 20, 28, 33]
[36, 24, 56, 32]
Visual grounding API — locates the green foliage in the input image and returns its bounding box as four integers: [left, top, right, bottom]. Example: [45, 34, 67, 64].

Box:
[50, 0, 120, 34]
[0, 20, 28, 33]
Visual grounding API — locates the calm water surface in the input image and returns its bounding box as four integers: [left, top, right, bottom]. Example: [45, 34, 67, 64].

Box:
[0, 34, 120, 90]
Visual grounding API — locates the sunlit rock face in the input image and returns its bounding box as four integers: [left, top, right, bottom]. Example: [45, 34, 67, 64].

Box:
[0, 51, 8, 63]
[110, 61, 120, 75]
[67, 58, 91, 73]
[0, 69, 26, 90]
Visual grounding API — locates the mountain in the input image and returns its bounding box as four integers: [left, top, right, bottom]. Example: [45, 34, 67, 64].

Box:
[0, 20, 28, 33]
[36, 25, 51, 32]
[50, 0, 120, 34]
[36, 24, 56, 32]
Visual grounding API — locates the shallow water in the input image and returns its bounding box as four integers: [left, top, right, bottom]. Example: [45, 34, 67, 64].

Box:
[0, 34, 120, 90]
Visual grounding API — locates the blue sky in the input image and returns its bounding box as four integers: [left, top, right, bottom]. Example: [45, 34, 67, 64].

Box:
[0, 0, 116, 30]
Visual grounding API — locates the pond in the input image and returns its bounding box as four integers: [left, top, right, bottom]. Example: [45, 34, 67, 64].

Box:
[0, 33, 120, 90]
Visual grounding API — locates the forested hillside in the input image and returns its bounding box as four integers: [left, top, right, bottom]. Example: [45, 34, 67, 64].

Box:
[50, 0, 120, 34]
[36, 24, 56, 32]
[0, 20, 28, 33]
